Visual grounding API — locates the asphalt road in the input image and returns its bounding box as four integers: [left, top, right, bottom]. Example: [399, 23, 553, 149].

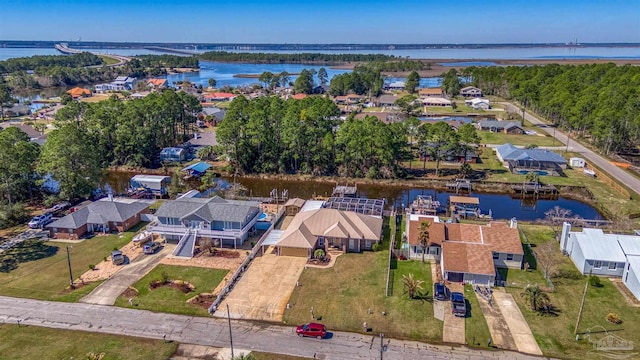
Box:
[0, 296, 547, 360]
[501, 102, 640, 196]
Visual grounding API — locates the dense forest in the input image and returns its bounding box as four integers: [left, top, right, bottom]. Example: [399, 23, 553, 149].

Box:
[136, 55, 200, 69]
[216, 95, 479, 179]
[0, 52, 103, 73]
[329, 65, 385, 96]
[198, 51, 397, 64]
[0, 54, 198, 90]
[466, 63, 640, 154]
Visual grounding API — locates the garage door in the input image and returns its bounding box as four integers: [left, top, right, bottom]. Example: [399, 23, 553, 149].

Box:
[280, 247, 309, 257]
[447, 272, 464, 282]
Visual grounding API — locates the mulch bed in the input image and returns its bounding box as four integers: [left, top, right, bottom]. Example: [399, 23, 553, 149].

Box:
[307, 254, 332, 266]
[149, 280, 195, 294]
[120, 287, 139, 298]
[188, 293, 215, 309]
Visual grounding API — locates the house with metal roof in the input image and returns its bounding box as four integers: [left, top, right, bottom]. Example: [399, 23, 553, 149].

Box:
[46, 198, 151, 239]
[385, 81, 406, 91]
[147, 196, 261, 248]
[160, 147, 187, 162]
[182, 162, 211, 178]
[419, 88, 444, 98]
[496, 143, 568, 175]
[460, 86, 483, 98]
[560, 223, 640, 301]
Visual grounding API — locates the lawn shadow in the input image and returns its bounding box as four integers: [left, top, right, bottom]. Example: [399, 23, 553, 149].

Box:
[464, 299, 472, 319]
[0, 239, 58, 273]
[413, 289, 433, 303]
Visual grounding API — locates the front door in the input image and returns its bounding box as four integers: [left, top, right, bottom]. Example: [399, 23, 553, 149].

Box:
[348, 239, 355, 251]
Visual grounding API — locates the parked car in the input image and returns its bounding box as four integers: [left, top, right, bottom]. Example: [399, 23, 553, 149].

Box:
[50, 201, 71, 213]
[434, 283, 448, 301]
[28, 212, 53, 229]
[111, 250, 125, 265]
[143, 241, 162, 254]
[451, 292, 467, 317]
[296, 323, 327, 339]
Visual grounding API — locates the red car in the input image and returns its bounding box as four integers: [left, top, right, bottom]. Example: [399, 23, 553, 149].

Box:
[296, 323, 327, 339]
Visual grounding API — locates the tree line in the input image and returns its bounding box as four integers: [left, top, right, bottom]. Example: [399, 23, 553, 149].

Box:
[136, 55, 200, 69]
[466, 63, 640, 154]
[216, 95, 481, 179]
[199, 51, 397, 64]
[0, 52, 103, 73]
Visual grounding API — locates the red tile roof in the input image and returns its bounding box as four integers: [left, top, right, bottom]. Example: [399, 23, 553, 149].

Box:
[203, 92, 236, 99]
[147, 78, 167, 86]
[291, 93, 308, 100]
[66, 87, 91, 98]
[442, 242, 495, 275]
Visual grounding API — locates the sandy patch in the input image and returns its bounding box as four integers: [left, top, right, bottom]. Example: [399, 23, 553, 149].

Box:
[79, 240, 144, 283]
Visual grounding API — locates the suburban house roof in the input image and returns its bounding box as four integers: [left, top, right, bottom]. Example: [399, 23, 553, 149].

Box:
[478, 120, 523, 130]
[147, 78, 167, 87]
[154, 196, 260, 224]
[376, 94, 397, 105]
[284, 198, 306, 208]
[497, 143, 568, 164]
[203, 92, 236, 100]
[422, 97, 452, 106]
[461, 86, 481, 92]
[442, 242, 495, 276]
[47, 199, 150, 230]
[291, 93, 308, 100]
[66, 87, 91, 98]
[419, 88, 443, 96]
[570, 229, 627, 263]
[408, 217, 445, 246]
[200, 107, 226, 119]
[277, 208, 383, 249]
[407, 219, 523, 255]
[616, 235, 640, 256]
[387, 81, 406, 88]
[182, 162, 211, 173]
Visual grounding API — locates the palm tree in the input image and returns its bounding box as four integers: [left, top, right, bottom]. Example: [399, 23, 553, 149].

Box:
[459, 163, 473, 179]
[418, 222, 430, 263]
[232, 353, 256, 360]
[520, 285, 550, 311]
[402, 273, 425, 299]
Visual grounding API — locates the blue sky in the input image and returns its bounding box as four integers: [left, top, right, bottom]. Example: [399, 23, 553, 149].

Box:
[1, 0, 638, 43]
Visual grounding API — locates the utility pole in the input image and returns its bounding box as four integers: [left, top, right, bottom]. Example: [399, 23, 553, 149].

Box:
[66, 246, 74, 289]
[574, 276, 589, 335]
[227, 303, 234, 358]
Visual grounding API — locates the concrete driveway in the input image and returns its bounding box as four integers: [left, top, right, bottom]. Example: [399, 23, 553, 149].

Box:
[80, 244, 174, 305]
[214, 252, 307, 321]
[474, 291, 517, 350]
[493, 290, 543, 355]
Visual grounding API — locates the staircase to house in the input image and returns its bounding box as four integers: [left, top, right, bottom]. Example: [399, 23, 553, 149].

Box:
[174, 230, 197, 258]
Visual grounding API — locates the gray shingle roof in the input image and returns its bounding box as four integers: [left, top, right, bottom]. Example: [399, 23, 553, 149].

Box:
[47, 200, 150, 229]
[478, 120, 522, 130]
[155, 196, 260, 223]
[497, 143, 567, 164]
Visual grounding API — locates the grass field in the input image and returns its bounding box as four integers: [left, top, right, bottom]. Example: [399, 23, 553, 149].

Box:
[115, 264, 228, 316]
[0, 324, 177, 360]
[284, 218, 441, 341]
[479, 131, 560, 147]
[0, 223, 145, 301]
[99, 55, 120, 65]
[463, 284, 492, 348]
[506, 225, 640, 359]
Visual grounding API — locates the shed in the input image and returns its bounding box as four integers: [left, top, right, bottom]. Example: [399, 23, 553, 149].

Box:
[130, 175, 171, 195]
[284, 198, 306, 216]
[570, 157, 586, 168]
[160, 147, 186, 162]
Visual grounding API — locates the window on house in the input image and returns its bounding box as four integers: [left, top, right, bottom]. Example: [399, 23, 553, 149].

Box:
[593, 261, 602, 269]
[608, 262, 617, 270]
[507, 254, 514, 261]
[493, 253, 499, 260]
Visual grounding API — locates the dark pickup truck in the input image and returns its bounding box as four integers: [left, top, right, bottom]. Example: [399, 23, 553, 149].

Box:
[451, 292, 467, 317]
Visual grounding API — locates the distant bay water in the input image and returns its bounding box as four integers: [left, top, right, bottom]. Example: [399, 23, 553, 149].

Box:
[1, 46, 640, 61]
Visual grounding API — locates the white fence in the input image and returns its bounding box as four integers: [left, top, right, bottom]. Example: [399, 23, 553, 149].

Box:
[208, 206, 286, 314]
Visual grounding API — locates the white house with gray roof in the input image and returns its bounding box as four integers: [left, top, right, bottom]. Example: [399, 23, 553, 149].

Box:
[46, 198, 152, 240]
[147, 196, 261, 248]
[561, 223, 640, 300]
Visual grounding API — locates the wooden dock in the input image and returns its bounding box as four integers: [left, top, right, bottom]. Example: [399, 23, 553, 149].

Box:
[511, 182, 557, 197]
[332, 183, 357, 198]
[446, 179, 472, 193]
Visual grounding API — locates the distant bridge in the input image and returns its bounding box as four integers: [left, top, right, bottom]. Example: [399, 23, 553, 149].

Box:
[143, 46, 200, 56]
[54, 43, 131, 66]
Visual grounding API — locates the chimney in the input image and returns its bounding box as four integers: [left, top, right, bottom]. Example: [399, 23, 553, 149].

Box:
[560, 222, 571, 252]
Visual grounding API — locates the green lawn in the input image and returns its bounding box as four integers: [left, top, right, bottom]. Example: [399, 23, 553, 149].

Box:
[284, 218, 440, 341]
[464, 284, 492, 348]
[504, 225, 640, 360]
[479, 131, 560, 147]
[0, 223, 146, 301]
[115, 264, 228, 316]
[98, 55, 120, 65]
[0, 324, 177, 360]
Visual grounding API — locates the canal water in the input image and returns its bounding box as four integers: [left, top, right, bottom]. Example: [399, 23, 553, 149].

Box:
[104, 172, 603, 221]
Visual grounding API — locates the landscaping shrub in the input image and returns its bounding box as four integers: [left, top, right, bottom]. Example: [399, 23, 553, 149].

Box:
[553, 268, 582, 280]
[372, 243, 381, 252]
[161, 271, 170, 284]
[314, 249, 325, 259]
[89, 264, 95, 271]
[606, 312, 622, 324]
[589, 275, 603, 288]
